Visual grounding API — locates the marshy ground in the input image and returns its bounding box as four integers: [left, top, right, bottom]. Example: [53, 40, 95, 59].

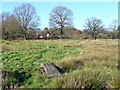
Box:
[0, 39, 118, 88]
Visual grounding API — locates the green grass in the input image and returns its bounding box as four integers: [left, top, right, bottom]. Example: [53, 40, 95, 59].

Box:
[1, 39, 118, 88]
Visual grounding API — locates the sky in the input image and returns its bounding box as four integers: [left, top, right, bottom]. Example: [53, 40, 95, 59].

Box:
[1, 2, 118, 30]
[118, 2, 120, 25]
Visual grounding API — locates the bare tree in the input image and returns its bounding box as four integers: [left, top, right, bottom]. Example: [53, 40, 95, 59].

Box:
[109, 20, 118, 39]
[49, 6, 73, 38]
[109, 20, 118, 31]
[1, 12, 11, 22]
[13, 4, 40, 39]
[83, 17, 104, 39]
[1, 12, 23, 40]
[1, 12, 9, 21]
[1, 12, 11, 39]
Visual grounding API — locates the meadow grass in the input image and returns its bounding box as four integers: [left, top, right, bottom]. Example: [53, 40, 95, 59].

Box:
[1, 39, 118, 88]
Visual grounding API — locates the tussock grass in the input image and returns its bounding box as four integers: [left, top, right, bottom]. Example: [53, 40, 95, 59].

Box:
[56, 57, 84, 71]
[2, 39, 118, 88]
[46, 39, 118, 88]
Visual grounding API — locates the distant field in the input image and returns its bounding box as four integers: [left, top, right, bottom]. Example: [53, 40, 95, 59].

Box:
[1, 39, 118, 88]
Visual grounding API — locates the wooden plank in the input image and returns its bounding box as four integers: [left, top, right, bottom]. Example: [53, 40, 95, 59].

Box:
[42, 63, 52, 76]
[41, 63, 61, 77]
[48, 63, 61, 77]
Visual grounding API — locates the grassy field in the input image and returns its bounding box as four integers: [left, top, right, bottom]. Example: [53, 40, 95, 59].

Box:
[1, 39, 118, 88]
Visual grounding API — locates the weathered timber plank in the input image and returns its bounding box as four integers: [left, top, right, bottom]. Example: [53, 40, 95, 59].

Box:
[42, 63, 53, 76]
[50, 64, 61, 75]
[41, 63, 61, 77]
[48, 63, 61, 77]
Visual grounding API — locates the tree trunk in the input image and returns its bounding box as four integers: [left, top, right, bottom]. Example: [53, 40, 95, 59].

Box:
[24, 28, 27, 40]
[24, 33, 27, 40]
[60, 25, 64, 39]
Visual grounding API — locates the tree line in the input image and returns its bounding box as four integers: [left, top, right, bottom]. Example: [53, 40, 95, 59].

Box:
[0, 3, 119, 40]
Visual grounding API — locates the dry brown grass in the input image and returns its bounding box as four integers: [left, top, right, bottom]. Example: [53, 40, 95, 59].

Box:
[80, 39, 118, 88]
[55, 39, 118, 88]
[79, 39, 118, 67]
